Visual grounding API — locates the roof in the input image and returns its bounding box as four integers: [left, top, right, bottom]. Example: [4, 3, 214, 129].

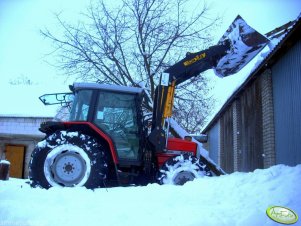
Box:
[202, 14, 301, 133]
[73, 83, 143, 94]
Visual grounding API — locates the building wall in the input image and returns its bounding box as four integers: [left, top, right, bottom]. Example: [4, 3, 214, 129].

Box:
[215, 76, 265, 173]
[0, 138, 41, 178]
[232, 100, 241, 171]
[220, 105, 234, 173]
[0, 117, 49, 137]
[208, 122, 220, 165]
[0, 116, 51, 178]
[260, 70, 276, 168]
[272, 39, 301, 166]
[203, 26, 301, 172]
[238, 77, 264, 172]
[205, 70, 274, 173]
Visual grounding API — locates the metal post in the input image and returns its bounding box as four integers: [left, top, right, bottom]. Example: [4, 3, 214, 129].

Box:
[0, 160, 10, 180]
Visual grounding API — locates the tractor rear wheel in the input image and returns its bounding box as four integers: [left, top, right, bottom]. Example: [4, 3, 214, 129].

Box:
[157, 154, 212, 185]
[29, 130, 108, 189]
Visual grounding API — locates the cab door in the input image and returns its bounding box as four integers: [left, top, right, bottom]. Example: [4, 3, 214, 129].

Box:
[93, 91, 141, 162]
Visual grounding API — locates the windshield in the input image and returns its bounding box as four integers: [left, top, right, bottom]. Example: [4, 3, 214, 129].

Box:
[69, 90, 93, 121]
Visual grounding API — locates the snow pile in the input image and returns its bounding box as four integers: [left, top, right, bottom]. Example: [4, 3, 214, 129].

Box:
[1, 164, 300, 226]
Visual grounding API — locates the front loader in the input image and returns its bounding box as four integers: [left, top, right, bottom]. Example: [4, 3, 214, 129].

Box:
[29, 16, 268, 188]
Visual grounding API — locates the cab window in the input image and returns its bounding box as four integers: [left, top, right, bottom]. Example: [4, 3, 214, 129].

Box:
[70, 90, 92, 121]
[94, 92, 139, 160]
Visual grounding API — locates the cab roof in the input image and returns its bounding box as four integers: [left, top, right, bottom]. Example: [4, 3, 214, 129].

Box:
[72, 83, 143, 94]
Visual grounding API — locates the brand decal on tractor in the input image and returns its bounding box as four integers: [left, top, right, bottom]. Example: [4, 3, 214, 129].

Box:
[183, 53, 206, 66]
[266, 206, 298, 224]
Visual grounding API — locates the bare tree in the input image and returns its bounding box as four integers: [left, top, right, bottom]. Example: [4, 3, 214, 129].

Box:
[42, 0, 219, 133]
[9, 75, 35, 85]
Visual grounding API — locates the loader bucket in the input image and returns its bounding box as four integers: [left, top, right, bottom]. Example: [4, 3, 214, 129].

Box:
[214, 15, 269, 77]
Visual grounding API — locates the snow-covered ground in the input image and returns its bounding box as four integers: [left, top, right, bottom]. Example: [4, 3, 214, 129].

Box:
[0, 164, 300, 226]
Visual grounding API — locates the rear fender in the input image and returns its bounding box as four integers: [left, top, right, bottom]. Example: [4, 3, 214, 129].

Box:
[39, 121, 65, 135]
[39, 121, 118, 164]
[63, 122, 118, 164]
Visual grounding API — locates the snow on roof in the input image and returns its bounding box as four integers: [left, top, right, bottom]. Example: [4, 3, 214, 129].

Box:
[202, 14, 300, 132]
[0, 83, 69, 118]
[73, 82, 143, 94]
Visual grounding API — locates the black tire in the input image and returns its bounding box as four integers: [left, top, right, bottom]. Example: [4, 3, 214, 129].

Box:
[157, 154, 212, 185]
[29, 130, 108, 189]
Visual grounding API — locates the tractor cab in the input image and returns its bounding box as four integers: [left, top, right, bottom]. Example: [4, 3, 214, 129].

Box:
[69, 83, 145, 164]
[39, 83, 146, 165]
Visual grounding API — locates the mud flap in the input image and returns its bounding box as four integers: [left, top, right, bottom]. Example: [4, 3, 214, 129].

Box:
[214, 15, 269, 77]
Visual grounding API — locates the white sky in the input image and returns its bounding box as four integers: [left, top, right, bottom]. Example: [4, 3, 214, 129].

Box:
[0, 0, 300, 114]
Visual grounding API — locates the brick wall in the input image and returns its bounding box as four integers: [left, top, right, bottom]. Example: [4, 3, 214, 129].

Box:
[260, 69, 276, 168]
[0, 116, 51, 137]
[217, 120, 221, 166]
[232, 100, 242, 171]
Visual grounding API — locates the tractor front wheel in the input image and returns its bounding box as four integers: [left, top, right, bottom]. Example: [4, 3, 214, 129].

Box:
[29, 130, 108, 189]
[157, 154, 212, 185]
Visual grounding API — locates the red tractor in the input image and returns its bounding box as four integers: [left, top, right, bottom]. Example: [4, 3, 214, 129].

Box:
[29, 16, 268, 188]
